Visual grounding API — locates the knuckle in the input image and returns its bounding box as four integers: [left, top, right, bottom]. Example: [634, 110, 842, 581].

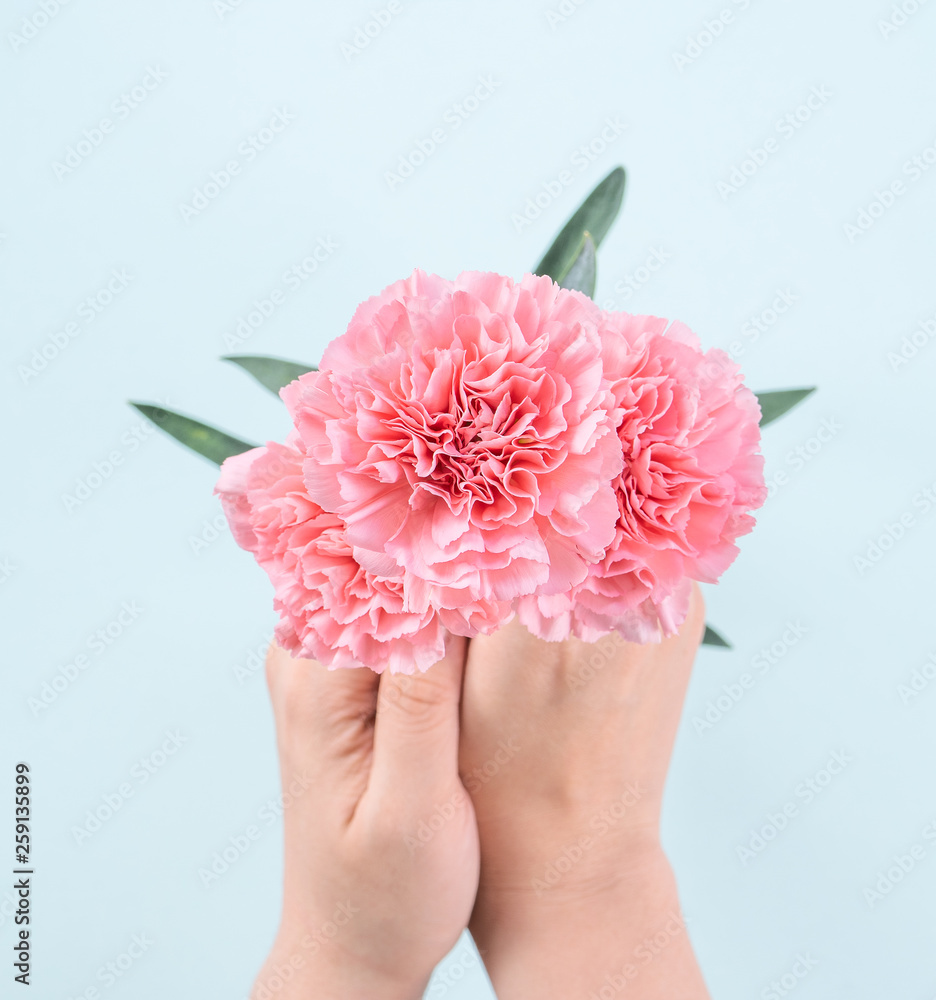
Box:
[379, 674, 449, 728]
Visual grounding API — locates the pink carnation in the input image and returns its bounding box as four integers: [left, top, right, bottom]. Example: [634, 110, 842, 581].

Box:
[518, 313, 767, 644]
[215, 434, 450, 673]
[215, 270, 768, 671]
[282, 270, 623, 635]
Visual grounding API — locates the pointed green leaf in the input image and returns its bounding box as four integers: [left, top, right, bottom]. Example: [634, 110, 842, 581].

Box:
[702, 625, 731, 648]
[223, 355, 317, 395]
[534, 166, 626, 282]
[557, 232, 597, 298]
[129, 403, 256, 467]
[757, 388, 816, 427]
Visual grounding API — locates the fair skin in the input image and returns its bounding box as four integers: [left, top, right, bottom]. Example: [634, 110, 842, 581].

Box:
[461, 584, 710, 999]
[254, 634, 479, 1000]
[254, 585, 710, 999]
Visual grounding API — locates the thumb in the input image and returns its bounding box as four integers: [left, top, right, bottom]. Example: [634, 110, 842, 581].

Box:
[370, 635, 467, 791]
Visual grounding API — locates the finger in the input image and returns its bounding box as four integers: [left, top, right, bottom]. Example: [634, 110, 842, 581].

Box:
[684, 580, 706, 647]
[625, 582, 706, 773]
[369, 635, 468, 792]
[265, 643, 381, 764]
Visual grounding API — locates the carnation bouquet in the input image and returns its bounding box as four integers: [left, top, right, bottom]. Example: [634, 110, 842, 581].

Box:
[132, 167, 814, 672]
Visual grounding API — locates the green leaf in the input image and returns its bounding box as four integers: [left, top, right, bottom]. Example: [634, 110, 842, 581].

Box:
[557, 232, 597, 298]
[756, 388, 816, 427]
[534, 166, 626, 282]
[223, 355, 317, 395]
[702, 625, 731, 648]
[129, 403, 256, 467]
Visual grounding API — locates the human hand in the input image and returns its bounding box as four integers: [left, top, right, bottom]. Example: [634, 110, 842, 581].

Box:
[252, 637, 479, 1000]
[459, 583, 710, 999]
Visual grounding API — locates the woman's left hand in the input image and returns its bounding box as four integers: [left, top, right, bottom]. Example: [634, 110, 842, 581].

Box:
[253, 636, 479, 1000]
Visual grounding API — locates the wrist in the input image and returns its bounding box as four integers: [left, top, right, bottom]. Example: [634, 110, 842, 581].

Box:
[473, 836, 668, 929]
[471, 808, 663, 908]
[253, 928, 430, 1000]
[470, 845, 708, 1000]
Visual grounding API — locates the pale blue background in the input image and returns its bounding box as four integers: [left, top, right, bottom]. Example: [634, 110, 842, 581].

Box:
[2, 0, 935, 997]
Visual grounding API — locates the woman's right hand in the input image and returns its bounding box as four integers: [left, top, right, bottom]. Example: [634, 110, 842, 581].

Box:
[459, 583, 711, 999]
